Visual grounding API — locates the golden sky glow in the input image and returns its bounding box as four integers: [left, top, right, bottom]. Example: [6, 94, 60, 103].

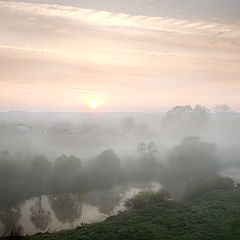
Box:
[90, 100, 100, 110]
[0, 1, 240, 111]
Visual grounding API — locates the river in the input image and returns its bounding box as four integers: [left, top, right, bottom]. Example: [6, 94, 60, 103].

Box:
[0, 181, 161, 236]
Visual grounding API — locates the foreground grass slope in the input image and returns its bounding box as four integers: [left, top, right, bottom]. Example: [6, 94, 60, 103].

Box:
[6, 188, 240, 240]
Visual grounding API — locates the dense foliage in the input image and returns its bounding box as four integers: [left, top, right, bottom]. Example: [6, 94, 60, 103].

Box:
[124, 189, 171, 209]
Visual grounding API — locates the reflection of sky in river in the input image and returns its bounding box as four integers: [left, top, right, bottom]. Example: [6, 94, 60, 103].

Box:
[0, 182, 161, 236]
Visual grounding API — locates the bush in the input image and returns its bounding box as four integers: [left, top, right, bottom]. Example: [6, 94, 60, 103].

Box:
[124, 189, 171, 209]
[183, 176, 234, 201]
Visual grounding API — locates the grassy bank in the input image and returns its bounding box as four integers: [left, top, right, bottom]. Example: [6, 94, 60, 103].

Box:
[7, 188, 240, 240]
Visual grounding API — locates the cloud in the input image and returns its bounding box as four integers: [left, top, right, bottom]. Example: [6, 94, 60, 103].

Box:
[0, 1, 240, 111]
[0, 0, 239, 64]
[0, 1, 239, 38]
[149, 6, 156, 11]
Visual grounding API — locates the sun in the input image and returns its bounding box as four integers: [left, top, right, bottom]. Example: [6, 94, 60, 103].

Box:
[90, 100, 99, 110]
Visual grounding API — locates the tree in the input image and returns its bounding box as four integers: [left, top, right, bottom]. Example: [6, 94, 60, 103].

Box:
[54, 154, 81, 173]
[29, 155, 52, 194]
[192, 105, 211, 125]
[136, 142, 160, 180]
[213, 105, 238, 121]
[95, 149, 121, 184]
[51, 154, 81, 192]
[97, 149, 121, 173]
[121, 117, 135, 133]
[137, 142, 158, 157]
[213, 104, 232, 115]
[30, 155, 52, 179]
[148, 142, 158, 156]
[161, 105, 210, 137]
[137, 142, 147, 156]
[166, 136, 220, 183]
[162, 105, 193, 124]
[0, 158, 26, 206]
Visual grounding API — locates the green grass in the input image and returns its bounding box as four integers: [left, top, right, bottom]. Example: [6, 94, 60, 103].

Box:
[4, 189, 240, 240]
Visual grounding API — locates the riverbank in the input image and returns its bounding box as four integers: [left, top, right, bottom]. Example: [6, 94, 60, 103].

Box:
[9, 188, 240, 240]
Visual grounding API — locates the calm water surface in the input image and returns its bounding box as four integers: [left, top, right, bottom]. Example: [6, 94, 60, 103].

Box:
[0, 181, 161, 236]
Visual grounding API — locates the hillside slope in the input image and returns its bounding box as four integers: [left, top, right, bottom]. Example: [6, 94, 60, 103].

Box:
[6, 189, 240, 240]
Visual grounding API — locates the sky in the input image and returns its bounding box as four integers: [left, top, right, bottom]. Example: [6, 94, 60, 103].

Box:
[0, 0, 240, 112]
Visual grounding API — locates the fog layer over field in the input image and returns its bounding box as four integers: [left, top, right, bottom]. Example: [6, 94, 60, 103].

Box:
[0, 104, 240, 235]
[0, 104, 239, 160]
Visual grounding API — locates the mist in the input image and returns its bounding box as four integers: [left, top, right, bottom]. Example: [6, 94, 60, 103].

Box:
[0, 104, 240, 236]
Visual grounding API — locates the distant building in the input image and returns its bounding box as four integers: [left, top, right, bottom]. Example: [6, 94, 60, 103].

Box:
[53, 122, 73, 132]
[0, 120, 7, 132]
[16, 124, 31, 132]
[80, 123, 101, 133]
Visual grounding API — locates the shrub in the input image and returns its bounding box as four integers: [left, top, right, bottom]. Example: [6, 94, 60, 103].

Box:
[124, 189, 171, 209]
[183, 176, 234, 201]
